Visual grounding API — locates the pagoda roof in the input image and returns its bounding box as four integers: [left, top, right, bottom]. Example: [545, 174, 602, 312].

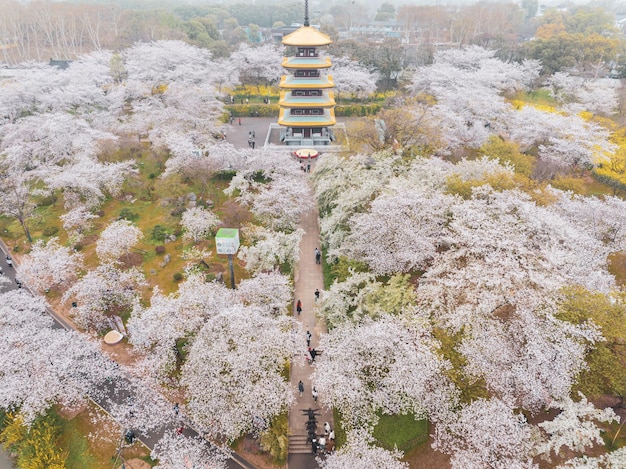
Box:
[282, 56, 332, 69]
[282, 26, 332, 46]
[279, 74, 334, 89]
[278, 108, 336, 127]
[279, 91, 335, 107]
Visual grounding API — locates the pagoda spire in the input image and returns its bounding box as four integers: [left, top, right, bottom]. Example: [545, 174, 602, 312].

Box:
[304, 0, 310, 27]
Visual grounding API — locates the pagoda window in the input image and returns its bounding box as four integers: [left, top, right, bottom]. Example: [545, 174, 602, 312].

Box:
[297, 47, 318, 57]
[293, 90, 322, 97]
[290, 109, 323, 116]
[294, 70, 320, 78]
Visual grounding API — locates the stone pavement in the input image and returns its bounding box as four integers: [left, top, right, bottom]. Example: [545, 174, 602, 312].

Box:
[287, 161, 334, 469]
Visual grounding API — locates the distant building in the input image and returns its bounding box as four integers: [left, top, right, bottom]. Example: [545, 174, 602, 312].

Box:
[349, 20, 402, 41]
[48, 59, 71, 69]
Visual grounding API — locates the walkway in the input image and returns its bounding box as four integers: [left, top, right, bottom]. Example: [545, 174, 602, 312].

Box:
[287, 163, 334, 468]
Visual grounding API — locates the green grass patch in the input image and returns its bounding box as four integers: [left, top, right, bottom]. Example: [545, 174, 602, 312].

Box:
[332, 408, 347, 449]
[372, 412, 428, 452]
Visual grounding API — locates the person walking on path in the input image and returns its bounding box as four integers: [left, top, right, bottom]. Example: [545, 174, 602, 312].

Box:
[315, 247, 321, 265]
[238, 117, 242, 125]
[251, 140, 255, 149]
[307, 163, 311, 173]
[306, 330, 311, 346]
[314, 288, 320, 302]
[312, 386, 318, 402]
[296, 299, 302, 315]
[298, 380, 305, 397]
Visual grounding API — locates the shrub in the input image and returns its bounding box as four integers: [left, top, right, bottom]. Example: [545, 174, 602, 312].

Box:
[118, 208, 139, 221]
[155, 246, 166, 254]
[173, 272, 183, 282]
[42, 226, 59, 237]
[152, 225, 170, 242]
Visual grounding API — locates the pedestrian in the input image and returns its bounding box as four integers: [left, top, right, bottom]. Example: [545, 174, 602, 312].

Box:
[319, 436, 326, 452]
[314, 289, 320, 302]
[311, 438, 318, 454]
[248, 139, 252, 148]
[324, 422, 330, 435]
[307, 163, 311, 173]
[329, 429, 335, 441]
[314, 247, 321, 264]
[298, 380, 304, 397]
[245, 98, 249, 104]
[296, 299, 302, 315]
[300, 163, 305, 172]
[310, 348, 317, 362]
[251, 140, 255, 149]
[306, 330, 311, 346]
[248, 131, 252, 138]
[252, 130, 255, 138]
[173, 403, 179, 415]
[306, 348, 313, 364]
[176, 425, 184, 435]
[238, 117, 242, 125]
[312, 386, 318, 402]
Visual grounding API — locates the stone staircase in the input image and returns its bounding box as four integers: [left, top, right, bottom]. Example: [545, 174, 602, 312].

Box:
[289, 433, 312, 454]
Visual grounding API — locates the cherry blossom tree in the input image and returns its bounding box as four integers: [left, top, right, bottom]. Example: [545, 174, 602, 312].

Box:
[0, 171, 36, 242]
[537, 393, 619, 461]
[17, 237, 83, 293]
[312, 315, 456, 430]
[432, 397, 535, 468]
[60, 207, 99, 242]
[128, 274, 234, 377]
[318, 429, 407, 469]
[63, 264, 146, 332]
[180, 206, 221, 243]
[225, 166, 312, 231]
[330, 56, 378, 99]
[0, 289, 120, 423]
[181, 307, 302, 441]
[96, 219, 143, 263]
[152, 433, 230, 469]
[237, 225, 304, 275]
[235, 271, 292, 315]
[458, 302, 600, 413]
[230, 43, 283, 91]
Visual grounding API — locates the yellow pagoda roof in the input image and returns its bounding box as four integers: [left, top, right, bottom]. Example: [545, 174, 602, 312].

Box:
[282, 26, 332, 47]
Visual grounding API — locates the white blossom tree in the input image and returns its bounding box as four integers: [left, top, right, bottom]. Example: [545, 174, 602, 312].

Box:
[128, 274, 234, 377]
[319, 429, 408, 469]
[237, 225, 304, 275]
[18, 237, 83, 293]
[0, 289, 120, 423]
[330, 56, 378, 99]
[181, 307, 302, 441]
[432, 397, 536, 469]
[152, 432, 230, 469]
[180, 206, 221, 243]
[312, 315, 456, 429]
[537, 394, 619, 461]
[96, 219, 143, 263]
[63, 264, 146, 332]
[236, 271, 292, 315]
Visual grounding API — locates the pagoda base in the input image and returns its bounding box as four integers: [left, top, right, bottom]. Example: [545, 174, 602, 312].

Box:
[266, 123, 347, 150]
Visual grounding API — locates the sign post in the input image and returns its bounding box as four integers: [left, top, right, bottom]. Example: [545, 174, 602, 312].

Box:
[215, 228, 240, 289]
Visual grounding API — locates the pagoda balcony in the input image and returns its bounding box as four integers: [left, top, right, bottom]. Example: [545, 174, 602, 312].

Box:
[278, 91, 335, 107]
[279, 74, 334, 89]
[282, 56, 332, 69]
[277, 107, 336, 127]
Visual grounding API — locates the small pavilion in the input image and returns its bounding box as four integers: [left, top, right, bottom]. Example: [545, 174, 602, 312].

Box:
[278, 0, 336, 147]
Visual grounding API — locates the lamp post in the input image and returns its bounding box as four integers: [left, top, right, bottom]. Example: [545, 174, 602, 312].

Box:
[215, 228, 240, 289]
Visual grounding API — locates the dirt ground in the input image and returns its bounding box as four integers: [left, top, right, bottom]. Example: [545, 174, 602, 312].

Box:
[236, 436, 283, 469]
[118, 459, 151, 469]
[403, 432, 451, 469]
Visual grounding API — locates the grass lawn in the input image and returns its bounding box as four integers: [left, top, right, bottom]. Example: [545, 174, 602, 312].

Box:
[58, 403, 154, 469]
[372, 412, 428, 452]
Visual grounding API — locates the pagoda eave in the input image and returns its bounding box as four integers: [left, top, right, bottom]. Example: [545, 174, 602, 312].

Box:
[282, 57, 332, 69]
[278, 109, 336, 127]
[279, 76, 335, 89]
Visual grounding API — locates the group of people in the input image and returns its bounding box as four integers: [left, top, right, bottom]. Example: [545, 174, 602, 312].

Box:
[312, 421, 335, 454]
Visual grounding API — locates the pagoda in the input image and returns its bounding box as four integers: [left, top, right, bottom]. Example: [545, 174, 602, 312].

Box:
[278, 0, 336, 146]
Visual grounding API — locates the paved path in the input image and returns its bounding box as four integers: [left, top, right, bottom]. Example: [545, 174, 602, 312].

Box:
[287, 162, 334, 468]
